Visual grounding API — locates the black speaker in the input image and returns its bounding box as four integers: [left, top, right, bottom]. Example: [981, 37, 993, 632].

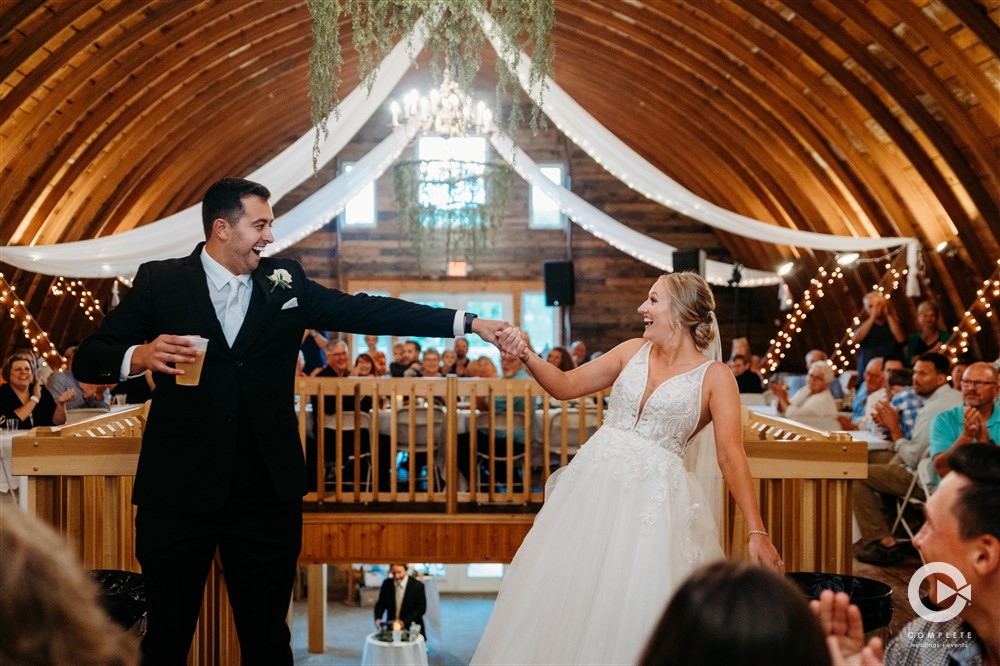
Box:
[544, 260, 575, 306]
[672, 249, 706, 277]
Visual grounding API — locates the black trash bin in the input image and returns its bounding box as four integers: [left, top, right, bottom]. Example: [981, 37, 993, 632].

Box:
[92, 569, 146, 632]
[787, 572, 893, 633]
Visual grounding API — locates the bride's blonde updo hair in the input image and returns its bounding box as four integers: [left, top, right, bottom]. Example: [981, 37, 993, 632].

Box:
[658, 272, 717, 350]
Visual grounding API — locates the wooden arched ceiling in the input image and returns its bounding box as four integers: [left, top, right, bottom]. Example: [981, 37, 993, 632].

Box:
[2, 0, 999, 357]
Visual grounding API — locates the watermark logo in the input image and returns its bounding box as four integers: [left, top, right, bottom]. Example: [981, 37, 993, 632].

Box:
[908, 562, 971, 623]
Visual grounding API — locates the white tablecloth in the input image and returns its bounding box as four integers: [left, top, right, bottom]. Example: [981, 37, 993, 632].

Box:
[1, 431, 29, 505]
[848, 429, 891, 451]
[361, 633, 428, 666]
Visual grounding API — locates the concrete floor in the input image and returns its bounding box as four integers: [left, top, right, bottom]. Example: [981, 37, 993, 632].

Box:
[290, 594, 496, 665]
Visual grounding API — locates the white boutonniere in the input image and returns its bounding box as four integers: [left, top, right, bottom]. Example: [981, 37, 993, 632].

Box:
[266, 268, 293, 292]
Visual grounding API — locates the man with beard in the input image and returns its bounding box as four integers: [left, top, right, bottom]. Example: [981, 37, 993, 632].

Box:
[931, 361, 999, 481]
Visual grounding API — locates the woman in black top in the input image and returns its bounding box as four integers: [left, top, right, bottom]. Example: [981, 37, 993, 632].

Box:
[0, 354, 75, 428]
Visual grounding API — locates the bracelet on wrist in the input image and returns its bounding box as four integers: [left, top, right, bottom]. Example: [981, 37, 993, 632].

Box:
[748, 530, 768, 538]
[29, 395, 40, 404]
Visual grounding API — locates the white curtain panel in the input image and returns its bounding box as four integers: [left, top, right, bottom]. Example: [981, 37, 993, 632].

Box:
[475, 10, 921, 295]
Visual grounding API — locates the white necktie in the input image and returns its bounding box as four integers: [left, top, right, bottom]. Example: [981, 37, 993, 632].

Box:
[222, 277, 245, 346]
[395, 583, 403, 619]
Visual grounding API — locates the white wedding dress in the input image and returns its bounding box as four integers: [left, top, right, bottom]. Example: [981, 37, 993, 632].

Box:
[472, 342, 725, 665]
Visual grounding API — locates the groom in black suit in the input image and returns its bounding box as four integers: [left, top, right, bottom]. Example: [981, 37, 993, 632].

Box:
[74, 178, 507, 665]
[374, 563, 426, 632]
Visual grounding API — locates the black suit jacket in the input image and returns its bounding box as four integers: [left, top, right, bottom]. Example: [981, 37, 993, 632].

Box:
[74, 244, 457, 512]
[374, 577, 426, 630]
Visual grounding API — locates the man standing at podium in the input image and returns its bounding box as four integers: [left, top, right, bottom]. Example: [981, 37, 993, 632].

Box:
[74, 178, 507, 665]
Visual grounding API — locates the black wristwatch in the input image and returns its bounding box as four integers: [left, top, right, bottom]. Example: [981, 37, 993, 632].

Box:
[464, 312, 478, 334]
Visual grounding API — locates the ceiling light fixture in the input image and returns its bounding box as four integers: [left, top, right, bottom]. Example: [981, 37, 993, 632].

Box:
[836, 252, 860, 266]
[777, 261, 794, 276]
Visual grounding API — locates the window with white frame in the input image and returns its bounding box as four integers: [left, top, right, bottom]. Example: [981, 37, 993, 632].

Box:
[340, 162, 377, 227]
[530, 164, 565, 229]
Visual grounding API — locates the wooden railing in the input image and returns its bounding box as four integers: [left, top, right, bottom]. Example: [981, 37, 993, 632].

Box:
[9, 385, 867, 656]
[11, 405, 240, 666]
[728, 406, 868, 575]
[297, 376, 610, 511]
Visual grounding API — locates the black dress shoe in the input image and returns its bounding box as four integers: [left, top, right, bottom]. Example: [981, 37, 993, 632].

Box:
[856, 542, 904, 565]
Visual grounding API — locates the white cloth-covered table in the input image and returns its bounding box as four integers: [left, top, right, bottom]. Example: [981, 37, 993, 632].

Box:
[1, 431, 29, 506]
[361, 633, 428, 666]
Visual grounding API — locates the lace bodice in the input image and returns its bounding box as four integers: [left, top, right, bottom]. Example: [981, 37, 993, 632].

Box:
[601, 341, 711, 456]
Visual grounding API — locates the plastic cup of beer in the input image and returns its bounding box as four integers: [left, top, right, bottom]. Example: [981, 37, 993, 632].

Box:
[175, 336, 209, 386]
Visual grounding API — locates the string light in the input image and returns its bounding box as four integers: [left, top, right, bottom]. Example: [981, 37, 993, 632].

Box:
[938, 259, 1000, 364]
[50, 277, 104, 322]
[0, 273, 65, 368]
[761, 250, 909, 381]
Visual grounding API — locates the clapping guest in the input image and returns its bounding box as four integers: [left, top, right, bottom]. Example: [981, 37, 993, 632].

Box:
[47, 346, 113, 410]
[400, 340, 423, 378]
[451, 337, 471, 376]
[771, 361, 838, 418]
[389, 343, 406, 377]
[0, 354, 75, 428]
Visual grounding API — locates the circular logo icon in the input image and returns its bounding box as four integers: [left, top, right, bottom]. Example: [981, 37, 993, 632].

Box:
[908, 562, 972, 623]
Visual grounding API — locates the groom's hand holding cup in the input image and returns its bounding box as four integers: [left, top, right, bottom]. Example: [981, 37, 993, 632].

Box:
[131, 334, 207, 384]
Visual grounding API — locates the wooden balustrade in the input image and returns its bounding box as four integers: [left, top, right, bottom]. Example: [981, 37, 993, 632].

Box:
[727, 406, 868, 574]
[11, 405, 240, 666]
[8, 385, 867, 658]
[296, 376, 611, 510]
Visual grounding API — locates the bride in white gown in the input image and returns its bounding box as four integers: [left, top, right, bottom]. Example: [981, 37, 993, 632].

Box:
[472, 273, 782, 665]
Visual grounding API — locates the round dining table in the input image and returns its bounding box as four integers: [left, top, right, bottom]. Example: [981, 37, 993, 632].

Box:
[361, 632, 428, 666]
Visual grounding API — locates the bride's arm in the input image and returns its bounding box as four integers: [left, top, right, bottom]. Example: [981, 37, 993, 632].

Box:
[706, 362, 783, 572]
[498, 329, 639, 400]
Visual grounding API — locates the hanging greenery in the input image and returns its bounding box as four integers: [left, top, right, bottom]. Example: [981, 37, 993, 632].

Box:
[307, 0, 555, 166]
[393, 159, 515, 268]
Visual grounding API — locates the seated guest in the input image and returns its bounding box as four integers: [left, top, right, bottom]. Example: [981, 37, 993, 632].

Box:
[930, 362, 999, 482]
[350, 353, 376, 377]
[639, 561, 833, 666]
[374, 564, 426, 633]
[730, 354, 763, 394]
[448, 337, 472, 377]
[854, 352, 961, 564]
[47, 346, 113, 410]
[570, 340, 588, 367]
[388, 342, 406, 377]
[400, 340, 423, 378]
[0, 353, 74, 428]
[546, 346, 575, 372]
[840, 357, 885, 430]
[949, 355, 976, 391]
[420, 348, 443, 378]
[312, 339, 351, 378]
[501, 353, 530, 380]
[771, 361, 837, 418]
[882, 444, 999, 666]
[0, 508, 140, 666]
[904, 300, 949, 365]
[441, 349, 458, 375]
[885, 367, 919, 441]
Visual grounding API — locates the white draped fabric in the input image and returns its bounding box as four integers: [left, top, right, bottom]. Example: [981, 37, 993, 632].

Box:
[2, 9, 919, 297]
[475, 10, 921, 295]
[0, 26, 426, 278]
[490, 134, 780, 287]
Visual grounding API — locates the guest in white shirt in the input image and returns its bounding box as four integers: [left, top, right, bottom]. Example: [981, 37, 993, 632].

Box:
[772, 361, 838, 418]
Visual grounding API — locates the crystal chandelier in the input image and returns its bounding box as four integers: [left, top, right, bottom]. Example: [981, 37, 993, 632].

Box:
[390, 69, 493, 137]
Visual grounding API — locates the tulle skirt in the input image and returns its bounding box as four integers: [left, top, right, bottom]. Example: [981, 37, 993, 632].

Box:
[471, 430, 724, 665]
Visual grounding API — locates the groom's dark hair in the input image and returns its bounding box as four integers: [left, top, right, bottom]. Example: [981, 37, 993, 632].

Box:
[202, 178, 271, 237]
